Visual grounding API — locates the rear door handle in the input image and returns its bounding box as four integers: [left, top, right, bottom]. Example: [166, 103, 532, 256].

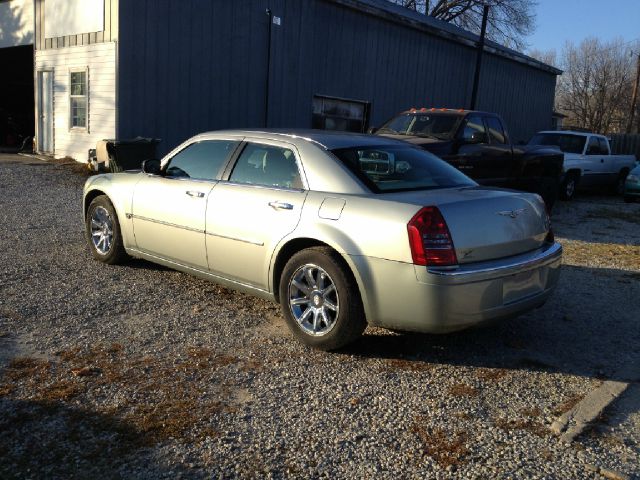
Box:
[268, 201, 294, 210]
[186, 190, 205, 198]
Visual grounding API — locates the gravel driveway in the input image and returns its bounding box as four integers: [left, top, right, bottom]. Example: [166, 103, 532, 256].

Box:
[1, 154, 638, 479]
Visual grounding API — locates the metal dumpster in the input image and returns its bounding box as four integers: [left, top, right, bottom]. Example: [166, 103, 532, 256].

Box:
[90, 137, 160, 172]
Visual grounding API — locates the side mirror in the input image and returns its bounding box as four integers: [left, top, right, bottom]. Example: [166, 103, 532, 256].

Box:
[465, 131, 486, 144]
[142, 158, 161, 175]
[367, 126, 378, 134]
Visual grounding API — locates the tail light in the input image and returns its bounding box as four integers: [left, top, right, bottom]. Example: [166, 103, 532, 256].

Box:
[407, 207, 457, 266]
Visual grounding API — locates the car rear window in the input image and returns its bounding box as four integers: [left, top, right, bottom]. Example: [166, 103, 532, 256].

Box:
[528, 133, 586, 154]
[331, 145, 476, 193]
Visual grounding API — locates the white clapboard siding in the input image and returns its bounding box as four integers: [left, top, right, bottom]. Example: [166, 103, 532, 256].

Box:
[35, 42, 116, 162]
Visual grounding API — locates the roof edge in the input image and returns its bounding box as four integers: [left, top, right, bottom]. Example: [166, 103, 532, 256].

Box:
[325, 0, 563, 76]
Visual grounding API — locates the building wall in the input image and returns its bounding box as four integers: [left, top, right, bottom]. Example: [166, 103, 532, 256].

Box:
[0, 0, 34, 48]
[34, 0, 117, 50]
[35, 42, 116, 161]
[118, 0, 558, 156]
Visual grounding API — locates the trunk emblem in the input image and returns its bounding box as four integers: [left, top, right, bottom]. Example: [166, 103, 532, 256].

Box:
[497, 208, 525, 219]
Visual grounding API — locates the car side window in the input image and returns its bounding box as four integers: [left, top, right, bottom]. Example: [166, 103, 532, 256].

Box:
[586, 136, 600, 155]
[597, 137, 609, 155]
[165, 140, 239, 180]
[484, 117, 507, 144]
[461, 115, 488, 143]
[229, 143, 303, 189]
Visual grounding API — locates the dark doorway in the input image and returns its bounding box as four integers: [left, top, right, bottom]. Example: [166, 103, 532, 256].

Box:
[0, 45, 34, 150]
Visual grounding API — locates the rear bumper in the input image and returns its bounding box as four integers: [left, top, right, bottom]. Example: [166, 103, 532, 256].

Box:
[351, 242, 562, 333]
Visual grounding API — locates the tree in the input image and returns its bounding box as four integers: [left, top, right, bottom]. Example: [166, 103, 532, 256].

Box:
[527, 48, 557, 67]
[387, 0, 536, 51]
[555, 38, 637, 134]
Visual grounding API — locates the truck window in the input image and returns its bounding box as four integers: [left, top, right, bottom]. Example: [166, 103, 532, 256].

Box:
[528, 133, 586, 154]
[586, 136, 600, 155]
[597, 137, 609, 155]
[461, 115, 488, 143]
[485, 116, 507, 144]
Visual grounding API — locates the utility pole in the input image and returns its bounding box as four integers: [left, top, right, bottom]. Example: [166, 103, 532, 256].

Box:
[470, 4, 489, 110]
[627, 51, 640, 134]
[264, 9, 273, 128]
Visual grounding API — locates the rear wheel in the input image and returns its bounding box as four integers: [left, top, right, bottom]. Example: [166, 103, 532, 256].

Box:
[559, 174, 578, 201]
[613, 171, 629, 196]
[279, 247, 366, 350]
[86, 195, 128, 264]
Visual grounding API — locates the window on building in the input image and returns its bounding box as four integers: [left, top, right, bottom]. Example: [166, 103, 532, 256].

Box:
[70, 70, 88, 129]
[312, 95, 371, 133]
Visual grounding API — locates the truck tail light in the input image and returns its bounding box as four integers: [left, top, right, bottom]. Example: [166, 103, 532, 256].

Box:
[407, 207, 458, 266]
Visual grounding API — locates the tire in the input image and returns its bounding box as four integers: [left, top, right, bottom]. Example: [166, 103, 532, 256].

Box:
[613, 171, 628, 196]
[279, 247, 366, 350]
[559, 174, 578, 201]
[85, 195, 128, 264]
[538, 177, 559, 212]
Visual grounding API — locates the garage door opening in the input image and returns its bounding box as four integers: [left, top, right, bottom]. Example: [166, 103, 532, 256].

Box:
[0, 45, 34, 151]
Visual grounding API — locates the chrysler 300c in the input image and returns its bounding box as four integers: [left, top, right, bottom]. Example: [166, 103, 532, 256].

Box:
[83, 130, 562, 350]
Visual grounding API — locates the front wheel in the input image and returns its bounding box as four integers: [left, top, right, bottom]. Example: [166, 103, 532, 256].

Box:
[559, 174, 578, 201]
[85, 195, 128, 264]
[279, 247, 366, 350]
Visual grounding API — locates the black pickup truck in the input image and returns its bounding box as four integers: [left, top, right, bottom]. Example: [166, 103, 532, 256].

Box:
[372, 109, 563, 208]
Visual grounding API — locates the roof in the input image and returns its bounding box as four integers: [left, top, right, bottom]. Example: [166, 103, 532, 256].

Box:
[328, 0, 563, 76]
[537, 131, 600, 137]
[198, 129, 411, 150]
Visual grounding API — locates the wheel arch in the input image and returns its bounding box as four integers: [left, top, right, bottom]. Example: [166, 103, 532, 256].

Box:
[270, 237, 372, 322]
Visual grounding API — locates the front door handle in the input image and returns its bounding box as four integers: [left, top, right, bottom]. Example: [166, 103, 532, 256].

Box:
[186, 190, 205, 198]
[268, 201, 294, 210]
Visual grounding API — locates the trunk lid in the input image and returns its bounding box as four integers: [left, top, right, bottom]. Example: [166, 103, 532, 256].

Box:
[383, 187, 550, 264]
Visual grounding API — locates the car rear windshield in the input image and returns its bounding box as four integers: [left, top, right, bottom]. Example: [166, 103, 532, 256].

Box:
[377, 113, 460, 140]
[331, 145, 476, 193]
[528, 133, 586, 154]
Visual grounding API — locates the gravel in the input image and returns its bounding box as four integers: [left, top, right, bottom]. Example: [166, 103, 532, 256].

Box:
[1, 154, 639, 479]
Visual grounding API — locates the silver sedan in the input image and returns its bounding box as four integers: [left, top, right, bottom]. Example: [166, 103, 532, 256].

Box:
[83, 130, 562, 350]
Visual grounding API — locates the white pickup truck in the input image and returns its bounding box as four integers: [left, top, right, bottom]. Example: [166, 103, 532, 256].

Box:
[528, 131, 637, 200]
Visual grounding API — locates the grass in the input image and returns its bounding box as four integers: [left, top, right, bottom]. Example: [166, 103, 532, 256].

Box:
[552, 393, 585, 416]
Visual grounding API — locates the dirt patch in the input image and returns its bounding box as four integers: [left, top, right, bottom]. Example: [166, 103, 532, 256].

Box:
[411, 416, 469, 467]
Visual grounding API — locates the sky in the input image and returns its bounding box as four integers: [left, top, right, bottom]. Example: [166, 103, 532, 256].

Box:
[526, 0, 640, 54]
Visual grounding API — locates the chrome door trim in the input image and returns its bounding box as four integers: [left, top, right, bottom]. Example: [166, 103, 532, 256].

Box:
[131, 214, 205, 234]
[205, 231, 264, 246]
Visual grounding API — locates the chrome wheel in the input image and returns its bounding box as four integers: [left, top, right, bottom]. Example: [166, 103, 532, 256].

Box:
[288, 264, 340, 336]
[90, 206, 114, 255]
[565, 178, 576, 198]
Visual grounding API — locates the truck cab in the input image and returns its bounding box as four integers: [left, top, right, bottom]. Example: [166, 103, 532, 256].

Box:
[373, 108, 563, 208]
[528, 131, 637, 200]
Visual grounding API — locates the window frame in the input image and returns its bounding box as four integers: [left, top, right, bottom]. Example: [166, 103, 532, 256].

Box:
[162, 139, 242, 182]
[459, 114, 488, 143]
[483, 116, 508, 145]
[69, 67, 89, 132]
[222, 140, 307, 191]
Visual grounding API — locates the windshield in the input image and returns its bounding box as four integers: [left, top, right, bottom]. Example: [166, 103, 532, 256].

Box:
[528, 133, 586, 154]
[331, 145, 476, 193]
[377, 113, 459, 140]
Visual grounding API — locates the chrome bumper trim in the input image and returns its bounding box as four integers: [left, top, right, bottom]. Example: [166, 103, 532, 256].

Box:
[426, 242, 562, 285]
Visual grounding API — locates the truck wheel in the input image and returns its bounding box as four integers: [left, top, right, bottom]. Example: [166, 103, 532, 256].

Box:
[613, 171, 628, 195]
[560, 174, 578, 201]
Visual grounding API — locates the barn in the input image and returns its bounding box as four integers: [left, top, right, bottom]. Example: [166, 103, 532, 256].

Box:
[27, 0, 561, 160]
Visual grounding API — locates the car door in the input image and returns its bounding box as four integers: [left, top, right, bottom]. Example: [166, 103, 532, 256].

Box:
[450, 114, 492, 182]
[481, 115, 514, 186]
[205, 139, 308, 290]
[132, 139, 241, 269]
[581, 135, 606, 187]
